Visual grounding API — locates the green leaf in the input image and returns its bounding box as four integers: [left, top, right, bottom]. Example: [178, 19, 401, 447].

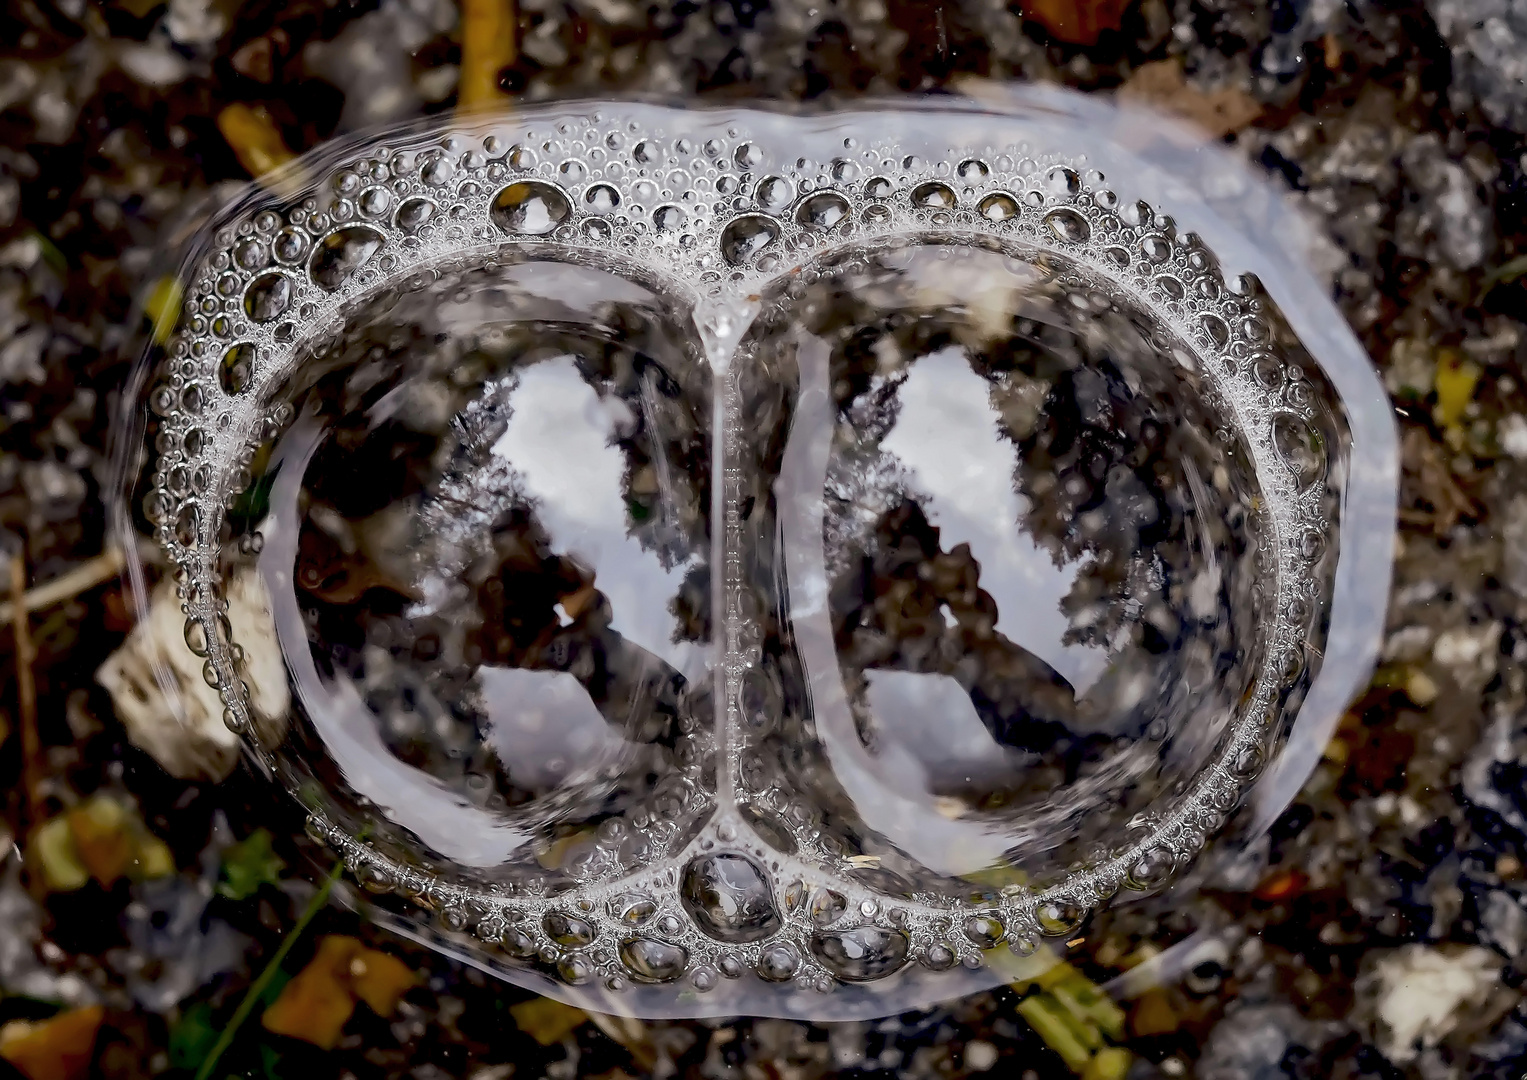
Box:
[170, 1003, 220, 1071]
[218, 829, 286, 901]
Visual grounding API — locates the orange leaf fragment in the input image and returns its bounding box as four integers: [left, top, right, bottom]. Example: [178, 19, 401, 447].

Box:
[1021, 0, 1131, 45]
[1255, 868, 1309, 903]
[348, 947, 417, 1016]
[0, 1005, 104, 1080]
[262, 936, 362, 1050]
[262, 936, 417, 1049]
[1130, 988, 1179, 1037]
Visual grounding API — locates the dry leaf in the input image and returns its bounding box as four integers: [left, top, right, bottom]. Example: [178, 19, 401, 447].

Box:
[1118, 60, 1262, 138]
[263, 936, 417, 1050]
[1022, 0, 1131, 45]
[510, 998, 588, 1046]
[0, 1006, 104, 1080]
[217, 103, 295, 179]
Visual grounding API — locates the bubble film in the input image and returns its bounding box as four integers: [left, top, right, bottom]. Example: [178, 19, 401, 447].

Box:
[113, 96, 1395, 1019]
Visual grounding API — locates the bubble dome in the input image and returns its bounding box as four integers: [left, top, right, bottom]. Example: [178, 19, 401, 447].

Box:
[112, 92, 1396, 1019]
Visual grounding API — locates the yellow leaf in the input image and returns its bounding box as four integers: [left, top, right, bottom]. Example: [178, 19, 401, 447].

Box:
[1082, 1047, 1132, 1080]
[349, 947, 417, 1016]
[510, 997, 588, 1046]
[143, 276, 182, 346]
[32, 817, 88, 892]
[1433, 348, 1480, 428]
[217, 103, 295, 179]
[262, 936, 361, 1050]
[68, 796, 133, 886]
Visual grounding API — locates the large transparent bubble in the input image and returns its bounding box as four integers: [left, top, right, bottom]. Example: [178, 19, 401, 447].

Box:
[111, 94, 1396, 1019]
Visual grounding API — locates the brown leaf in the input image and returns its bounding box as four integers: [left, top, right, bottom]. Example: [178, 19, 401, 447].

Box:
[263, 936, 418, 1049]
[1118, 59, 1263, 138]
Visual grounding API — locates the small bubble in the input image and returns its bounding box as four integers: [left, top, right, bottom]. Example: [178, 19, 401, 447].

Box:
[1043, 207, 1091, 243]
[272, 229, 308, 264]
[219, 343, 256, 396]
[720, 214, 781, 265]
[977, 192, 1019, 222]
[795, 191, 850, 230]
[358, 187, 392, 218]
[395, 197, 436, 234]
[309, 225, 384, 291]
[1045, 166, 1081, 198]
[584, 183, 620, 214]
[957, 158, 989, 183]
[652, 204, 687, 232]
[734, 142, 765, 170]
[420, 154, 455, 187]
[756, 176, 794, 209]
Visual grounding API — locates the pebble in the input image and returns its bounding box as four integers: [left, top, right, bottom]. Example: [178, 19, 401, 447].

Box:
[1428, 0, 1527, 132]
[964, 1039, 998, 1071]
[96, 569, 289, 781]
[1368, 945, 1503, 1064]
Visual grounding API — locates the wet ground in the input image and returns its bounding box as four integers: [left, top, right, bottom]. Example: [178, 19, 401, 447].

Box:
[3, 0, 1527, 1077]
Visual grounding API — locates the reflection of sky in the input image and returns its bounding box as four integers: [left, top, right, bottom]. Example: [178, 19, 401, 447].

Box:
[262, 413, 528, 867]
[864, 669, 1026, 792]
[491, 356, 700, 677]
[880, 346, 1107, 696]
[480, 666, 627, 790]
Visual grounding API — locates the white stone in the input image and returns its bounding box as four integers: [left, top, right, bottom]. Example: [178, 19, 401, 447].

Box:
[96, 568, 288, 781]
[964, 1040, 998, 1071]
[1498, 415, 1527, 460]
[1371, 945, 1501, 1063]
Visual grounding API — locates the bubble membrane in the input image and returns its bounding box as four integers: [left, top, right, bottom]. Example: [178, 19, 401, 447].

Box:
[112, 95, 1396, 1019]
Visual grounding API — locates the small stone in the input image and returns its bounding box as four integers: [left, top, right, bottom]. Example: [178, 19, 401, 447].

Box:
[1368, 945, 1502, 1064]
[96, 570, 289, 781]
[964, 1040, 998, 1071]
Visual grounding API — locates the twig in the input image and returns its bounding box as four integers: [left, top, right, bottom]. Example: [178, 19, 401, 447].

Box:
[459, 0, 517, 112]
[0, 546, 125, 626]
[194, 860, 345, 1080]
[9, 554, 42, 825]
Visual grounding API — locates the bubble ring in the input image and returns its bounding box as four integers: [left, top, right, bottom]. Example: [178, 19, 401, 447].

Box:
[126, 101, 1381, 1016]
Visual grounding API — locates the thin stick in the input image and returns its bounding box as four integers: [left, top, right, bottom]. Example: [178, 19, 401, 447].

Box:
[0, 546, 125, 625]
[10, 554, 41, 824]
[459, 0, 517, 112]
[194, 860, 345, 1080]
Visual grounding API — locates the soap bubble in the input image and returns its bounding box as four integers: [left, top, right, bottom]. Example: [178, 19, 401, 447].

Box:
[114, 98, 1393, 1020]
